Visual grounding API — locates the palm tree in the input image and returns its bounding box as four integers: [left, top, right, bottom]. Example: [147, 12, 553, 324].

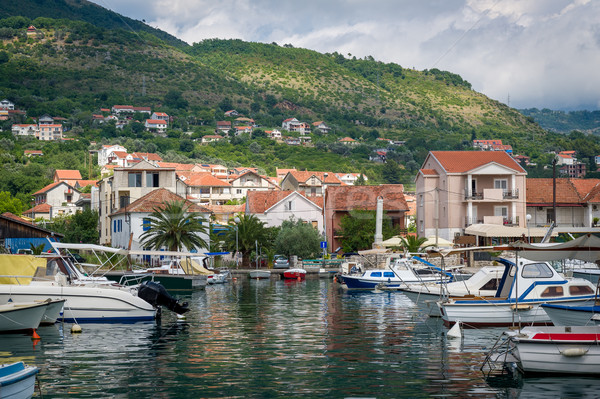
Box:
[139, 200, 208, 252]
[224, 214, 267, 268]
[399, 235, 433, 253]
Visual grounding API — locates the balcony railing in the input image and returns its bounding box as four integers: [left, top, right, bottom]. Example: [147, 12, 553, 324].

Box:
[464, 217, 484, 226]
[503, 216, 519, 226]
[502, 189, 519, 199]
[464, 189, 483, 200]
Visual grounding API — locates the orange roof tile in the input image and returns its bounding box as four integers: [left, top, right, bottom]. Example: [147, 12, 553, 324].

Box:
[247, 190, 322, 213]
[526, 178, 583, 205]
[178, 172, 231, 187]
[287, 171, 342, 184]
[55, 169, 82, 180]
[131, 152, 163, 161]
[111, 188, 211, 215]
[33, 181, 63, 195]
[326, 185, 408, 211]
[419, 169, 438, 176]
[157, 162, 196, 171]
[430, 151, 525, 173]
[23, 203, 52, 214]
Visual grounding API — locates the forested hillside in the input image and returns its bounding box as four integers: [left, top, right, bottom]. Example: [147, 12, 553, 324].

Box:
[2, 2, 600, 216]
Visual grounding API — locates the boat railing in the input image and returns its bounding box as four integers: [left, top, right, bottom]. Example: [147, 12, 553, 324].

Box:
[118, 273, 154, 287]
[0, 274, 56, 285]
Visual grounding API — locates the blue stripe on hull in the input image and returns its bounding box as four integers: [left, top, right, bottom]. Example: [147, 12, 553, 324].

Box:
[341, 276, 403, 290]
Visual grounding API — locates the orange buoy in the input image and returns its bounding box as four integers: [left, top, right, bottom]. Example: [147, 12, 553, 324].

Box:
[32, 329, 41, 340]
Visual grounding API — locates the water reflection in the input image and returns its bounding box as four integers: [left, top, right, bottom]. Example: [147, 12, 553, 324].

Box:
[0, 279, 592, 398]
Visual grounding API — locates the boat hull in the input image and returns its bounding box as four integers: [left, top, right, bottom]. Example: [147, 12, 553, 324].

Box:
[541, 302, 600, 326]
[39, 298, 66, 325]
[0, 362, 39, 399]
[509, 326, 600, 375]
[0, 284, 156, 323]
[283, 269, 306, 280]
[105, 272, 207, 291]
[340, 274, 442, 290]
[249, 270, 271, 279]
[0, 302, 48, 332]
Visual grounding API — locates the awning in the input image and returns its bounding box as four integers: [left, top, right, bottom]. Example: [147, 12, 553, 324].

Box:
[507, 234, 600, 262]
[465, 224, 557, 238]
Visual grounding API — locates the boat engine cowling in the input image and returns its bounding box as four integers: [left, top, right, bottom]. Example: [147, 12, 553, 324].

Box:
[138, 281, 190, 315]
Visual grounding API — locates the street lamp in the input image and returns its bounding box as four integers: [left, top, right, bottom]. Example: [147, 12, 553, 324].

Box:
[234, 216, 240, 267]
[526, 214, 532, 243]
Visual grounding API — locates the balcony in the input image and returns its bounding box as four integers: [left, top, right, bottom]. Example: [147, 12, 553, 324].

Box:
[502, 189, 519, 199]
[464, 217, 484, 226]
[464, 189, 483, 200]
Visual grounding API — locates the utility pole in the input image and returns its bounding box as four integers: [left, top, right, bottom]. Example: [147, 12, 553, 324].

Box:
[552, 157, 557, 224]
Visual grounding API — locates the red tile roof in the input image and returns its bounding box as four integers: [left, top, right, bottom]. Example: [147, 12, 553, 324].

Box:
[55, 169, 82, 181]
[111, 188, 211, 215]
[526, 178, 583, 205]
[419, 169, 439, 176]
[145, 119, 166, 124]
[157, 162, 196, 171]
[23, 203, 52, 215]
[430, 151, 526, 173]
[131, 152, 163, 162]
[178, 172, 231, 187]
[33, 181, 63, 195]
[326, 185, 408, 211]
[247, 190, 322, 213]
[287, 171, 342, 184]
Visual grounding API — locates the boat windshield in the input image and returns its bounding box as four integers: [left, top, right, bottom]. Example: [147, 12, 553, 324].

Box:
[521, 263, 554, 279]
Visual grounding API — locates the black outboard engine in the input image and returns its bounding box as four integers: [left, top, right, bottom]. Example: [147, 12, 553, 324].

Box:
[138, 281, 190, 315]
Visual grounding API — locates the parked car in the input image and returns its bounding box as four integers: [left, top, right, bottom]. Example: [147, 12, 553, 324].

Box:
[274, 255, 289, 269]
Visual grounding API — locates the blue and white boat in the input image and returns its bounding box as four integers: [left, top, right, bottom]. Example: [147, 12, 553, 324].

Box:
[438, 258, 597, 327]
[541, 301, 600, 326]
[0, 361, 39, 399]
[339, 256, 452, 290]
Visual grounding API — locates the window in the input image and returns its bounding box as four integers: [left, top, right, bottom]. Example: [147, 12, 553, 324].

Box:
[143, 218, 151, 231]
[236, 189, 242, 194]
[285, 200, 294, 211]
[146, 172, 159, 187]
[569, 285, 594, 296]
[494, 206, 508, 217]
[540, 286, 563, 298]
[119, 196, 130, 209]
[521, 263, 554, 278]
[113, 220, 117, 233]
[383, 272, 395, 278]
[128, 172, 142, 187]
[370, 272, 382, 277]
[494, 179, 508, 190]
[480, 279, 499, 291]
[118, 219, 122, 232]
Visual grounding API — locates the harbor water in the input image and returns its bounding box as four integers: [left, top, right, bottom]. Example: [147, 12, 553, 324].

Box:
[2, 278, 600, 398]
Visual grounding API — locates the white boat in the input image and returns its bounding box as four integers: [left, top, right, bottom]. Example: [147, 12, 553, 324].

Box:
[339, 255, 452, 290]
[438, 257, 597, 327]
[0, 301, 49, 332]
[249, 270, 271, 279]
[505, 326, 600, 374]
[399, 265, 504, 316]
[38, 298, 66, 325]
[207, 268, 230, 284]
[0, 254, 188, 323]
[0, 361, 40, 399]
[541, 301, 600, 326]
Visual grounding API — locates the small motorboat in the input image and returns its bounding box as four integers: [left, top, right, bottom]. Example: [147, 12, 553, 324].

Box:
[505, 326, 600, 375]
[249, 270, 271, 279]
[283, 268, 306, 280]
[207, 268, 230, 284]
[37, 298, 66, 325]
[0, 301, 49, 332]
[0, 361, 40, 398]
[541, 301, 600, 326]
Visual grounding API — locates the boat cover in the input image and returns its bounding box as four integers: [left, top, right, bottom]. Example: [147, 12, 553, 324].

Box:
[0, 254, 45, 284]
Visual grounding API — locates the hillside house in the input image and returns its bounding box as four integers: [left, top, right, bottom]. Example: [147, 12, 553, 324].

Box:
[280, 171, 342, 197]
[312, 121, 331, 134]
[415, 151, 527, 242]
[246, 190, 323, 231]
[176, 172, 233, 206]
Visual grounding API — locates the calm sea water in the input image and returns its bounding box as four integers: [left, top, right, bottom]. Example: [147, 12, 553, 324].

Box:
[2, 278, 600, 398]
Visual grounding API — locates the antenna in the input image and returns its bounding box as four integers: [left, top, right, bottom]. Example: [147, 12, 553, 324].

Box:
[507, 93, 510, 107]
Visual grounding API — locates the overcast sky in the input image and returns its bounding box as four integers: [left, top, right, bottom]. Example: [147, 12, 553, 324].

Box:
[90, 0, 600, 111]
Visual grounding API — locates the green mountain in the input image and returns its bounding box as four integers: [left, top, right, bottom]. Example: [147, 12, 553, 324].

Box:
[0, 0, 186, 48]
[7, 0, 598, 189]
[520, 108, 600, 134]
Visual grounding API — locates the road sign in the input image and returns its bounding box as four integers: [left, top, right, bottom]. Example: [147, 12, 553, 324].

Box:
[320, 241, 327, 249]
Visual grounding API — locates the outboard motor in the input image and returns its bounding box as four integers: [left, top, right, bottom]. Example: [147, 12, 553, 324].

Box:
[138, 281, 190, 315]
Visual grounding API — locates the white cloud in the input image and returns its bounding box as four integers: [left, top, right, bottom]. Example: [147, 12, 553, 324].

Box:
[89, 0, 600, 110]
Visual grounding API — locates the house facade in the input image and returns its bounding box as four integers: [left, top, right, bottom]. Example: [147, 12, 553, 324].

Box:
[280, 171, 342, 197]
[324, 185, 408, 251]
[98, 144, 128, 166]
[229, 171, 278, 200]
[176, 172, 233, 206]
[97, 161, 177, 245]
[29, 181, 82, 219]
[246, 190, 323, 231]
[415, 151, 527, 241]
[109, 188, 211, 252]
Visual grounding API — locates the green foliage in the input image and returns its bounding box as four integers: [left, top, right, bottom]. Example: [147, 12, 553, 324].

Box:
[337, 210, 398, 252]
[224, 214, 268, 267]
[0, 191, 24, 215]
[274, 218, 321, 259]
[50, 209, 99, 244]
[139, 200, 208, 252]
[398, 235, 433, 253]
